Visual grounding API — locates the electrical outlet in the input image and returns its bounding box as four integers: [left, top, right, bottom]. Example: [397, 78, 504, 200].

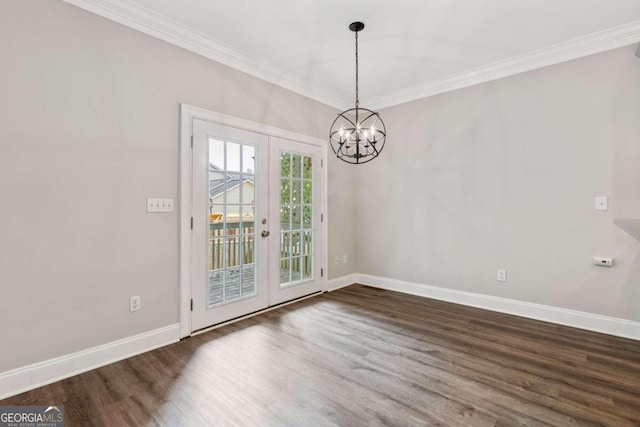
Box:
[334, 256, 340, 265]
[497, 269, 507, 282]
[130, 296, 141, 312]
[594, 196, 608, 211]
[343, 254, 348, 264]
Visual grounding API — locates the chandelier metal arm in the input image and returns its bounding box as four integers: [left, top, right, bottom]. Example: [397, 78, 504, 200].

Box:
[359, 111, 379, 124]
[336, 143, 347, 158]
[338, 113, 358, 130]
[367, 139, 381, 156]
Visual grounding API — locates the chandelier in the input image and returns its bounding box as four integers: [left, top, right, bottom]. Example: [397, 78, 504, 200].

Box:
[329, 22, 386, 164]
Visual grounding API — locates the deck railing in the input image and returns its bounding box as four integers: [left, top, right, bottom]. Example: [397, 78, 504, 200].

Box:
[209, 220, 254, 271]
[208, 218, 312, 278]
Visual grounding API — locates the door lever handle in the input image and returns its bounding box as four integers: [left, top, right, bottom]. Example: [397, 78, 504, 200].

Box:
[261, 230, 270, 238]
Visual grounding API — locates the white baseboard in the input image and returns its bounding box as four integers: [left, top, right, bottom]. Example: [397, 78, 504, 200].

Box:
[329, 273, 640, 341]
[0, 324, 180, 400]
[3, 274, 638, 400]
[326, 273, 359, 292]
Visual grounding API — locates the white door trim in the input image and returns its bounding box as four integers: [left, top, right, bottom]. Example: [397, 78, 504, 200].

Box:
[179, 104, 328, 338]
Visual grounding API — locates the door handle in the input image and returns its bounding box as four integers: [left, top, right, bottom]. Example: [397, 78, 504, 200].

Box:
[261, 230, 270, 238]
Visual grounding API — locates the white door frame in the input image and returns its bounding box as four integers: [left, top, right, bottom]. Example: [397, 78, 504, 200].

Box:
[179, 104, 328, 338]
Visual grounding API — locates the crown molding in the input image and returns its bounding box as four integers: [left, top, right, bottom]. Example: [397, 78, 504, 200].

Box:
[365, 20, 640, 109]
[62, 0, 640, 110]
[62, 0, 350, 109]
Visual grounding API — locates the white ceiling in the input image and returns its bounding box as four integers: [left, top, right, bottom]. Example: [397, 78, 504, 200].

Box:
[65, 0, 640, 109]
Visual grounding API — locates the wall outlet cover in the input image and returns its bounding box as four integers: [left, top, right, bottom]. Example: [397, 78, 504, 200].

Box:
[497, 269, 507, 282]
[130, 296, 141, 312]
[595, 196, 608, 211]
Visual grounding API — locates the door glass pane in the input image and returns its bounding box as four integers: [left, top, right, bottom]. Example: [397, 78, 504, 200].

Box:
[225, 268, 241, 300]
[302, 256, 313, 280]
[302, 231, 312, 255]
[303, 180, 312, 204]
[280, 179, 290, 206]
[292, 154, 302, 178]
[243, 145, 255, 174]
[240, 205, 255, 232]
[279, 150, 314, 288]
[240, 234, 255, 264]
[208, 138, 257, 306]
[209, 238, 224, 271]
[209, 139, 225, 170]
[242, 181, 255, 207]
[292, 180, 301, 205]
[280, 231, 291, 259]
[280, 153, 291, 178]
[291, 231, 301, 257]
[241, 264, 255, 297]
[291, 257, 302, 282]
[225, 236, 240, 268]
[279, 258, 291, 285]
[209, 270, 224, 305]
[303, 156, 312, 179]
[226, 142, 241, 172]
[291, 205, 301, 229]
[280, 206, 291, 230]
[302, 205, 312, 229]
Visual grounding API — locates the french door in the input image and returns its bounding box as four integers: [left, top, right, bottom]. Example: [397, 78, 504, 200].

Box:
[190, 118, 323, 332]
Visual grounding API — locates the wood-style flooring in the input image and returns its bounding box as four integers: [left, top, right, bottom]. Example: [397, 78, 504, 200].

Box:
[2, 284, 640, 426]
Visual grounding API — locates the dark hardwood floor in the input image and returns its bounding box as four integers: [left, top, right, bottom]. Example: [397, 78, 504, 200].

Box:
[3, 284, 640, 426]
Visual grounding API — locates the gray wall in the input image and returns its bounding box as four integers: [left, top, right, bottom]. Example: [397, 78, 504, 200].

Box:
[357, 45, 640, 321]
[0, 0, 356, 372]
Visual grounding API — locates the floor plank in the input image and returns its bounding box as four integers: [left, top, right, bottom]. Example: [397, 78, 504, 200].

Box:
[2, 284, 640, 426]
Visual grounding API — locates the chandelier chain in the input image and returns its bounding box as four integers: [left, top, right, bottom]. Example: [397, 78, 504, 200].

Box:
[355, 30, 359, 108]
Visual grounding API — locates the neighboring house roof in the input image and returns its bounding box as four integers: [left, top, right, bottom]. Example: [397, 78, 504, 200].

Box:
[210, 180, 255, 201]
[209, 163, 254, 198]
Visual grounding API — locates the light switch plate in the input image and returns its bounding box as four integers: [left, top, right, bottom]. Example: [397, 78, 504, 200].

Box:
[595, 196, 608, 211]
[147, 198, 174, 213]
